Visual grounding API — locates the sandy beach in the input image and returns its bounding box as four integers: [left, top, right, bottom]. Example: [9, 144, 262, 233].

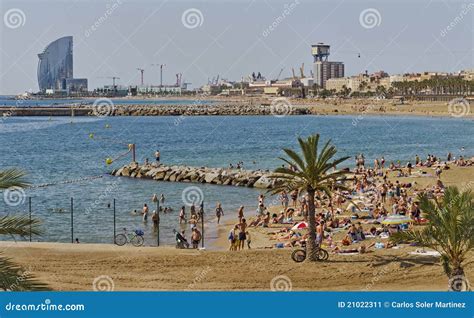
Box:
[2, 163, 473, 291]
[2, 241, 472, 291]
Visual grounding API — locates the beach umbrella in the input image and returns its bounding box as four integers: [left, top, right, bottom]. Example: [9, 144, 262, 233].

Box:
[381, 215, 413, 225]
[291, 221, 308, 230]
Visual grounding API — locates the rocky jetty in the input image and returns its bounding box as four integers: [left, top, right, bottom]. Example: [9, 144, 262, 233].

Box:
[110, 163, 279, 189]
[107, 103, 312, 116]
[0, 102, 314, 117]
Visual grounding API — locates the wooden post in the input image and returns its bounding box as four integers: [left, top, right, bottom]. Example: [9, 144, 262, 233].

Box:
[70, 198, 74, 243]
[132, 144, 136, 163]
[113, 198, 116, 242]
[201, 201, 204, 248]
[28, 197, 32, 242]
[157, 199, 160, 247]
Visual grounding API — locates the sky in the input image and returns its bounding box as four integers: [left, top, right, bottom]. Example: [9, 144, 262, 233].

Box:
[0, 0, 472, 94]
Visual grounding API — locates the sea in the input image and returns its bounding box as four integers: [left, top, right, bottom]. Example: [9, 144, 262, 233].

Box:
[0, 102, 472, 246]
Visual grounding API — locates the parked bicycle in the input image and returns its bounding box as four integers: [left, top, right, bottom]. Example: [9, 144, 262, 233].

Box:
[291, 241, 329, 262]
[114, 228, 144, 247]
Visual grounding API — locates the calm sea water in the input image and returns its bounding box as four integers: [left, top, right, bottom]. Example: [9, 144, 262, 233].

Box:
[0, 96, 213, 107]
[0, 115, 472, 246]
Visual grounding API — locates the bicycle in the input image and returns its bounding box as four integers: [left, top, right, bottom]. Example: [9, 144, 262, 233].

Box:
[114, 228, 144, 247]
[291, 241, 329, 262]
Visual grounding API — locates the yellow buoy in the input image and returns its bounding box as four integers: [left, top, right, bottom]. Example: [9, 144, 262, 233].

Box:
[105, 158, 113, 165]
[89, 133, 94, 139]
[105, 124, 111, 128]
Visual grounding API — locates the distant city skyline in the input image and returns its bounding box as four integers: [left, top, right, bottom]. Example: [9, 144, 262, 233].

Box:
[0, 0, 472, 94]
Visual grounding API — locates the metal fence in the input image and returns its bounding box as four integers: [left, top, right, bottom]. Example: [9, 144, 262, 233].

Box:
[5, 197, 208, 248]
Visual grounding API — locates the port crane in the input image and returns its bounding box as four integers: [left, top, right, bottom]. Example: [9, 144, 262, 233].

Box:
[136, 68, 145, 85]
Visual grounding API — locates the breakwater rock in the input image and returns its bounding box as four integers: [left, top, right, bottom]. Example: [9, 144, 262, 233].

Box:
[1, 102, 314, 117]
[110, 163, 280, 189]
[108, 103, 312, 116]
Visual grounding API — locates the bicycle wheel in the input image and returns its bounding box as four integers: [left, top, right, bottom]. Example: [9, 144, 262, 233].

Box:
[318, 248, 329, 261]
[131, 235, 144, 247]
[114, 234, 127, 246]
[291, 249, 306, 263]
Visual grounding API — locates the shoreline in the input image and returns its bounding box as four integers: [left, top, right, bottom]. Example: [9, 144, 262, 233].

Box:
[1, 100, 471, 118]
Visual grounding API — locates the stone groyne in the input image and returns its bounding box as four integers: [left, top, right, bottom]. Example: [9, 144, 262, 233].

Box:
[110, 163, 279, 189]
[0, 102, 313, 117]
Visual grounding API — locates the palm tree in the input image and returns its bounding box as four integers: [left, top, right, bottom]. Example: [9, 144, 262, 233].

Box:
[391, 187, 473, 291]
[270, 135, 349, 261]
[0, 168, 47, 291]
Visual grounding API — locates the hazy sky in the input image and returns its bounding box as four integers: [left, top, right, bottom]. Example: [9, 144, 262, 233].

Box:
[0, 0, 472, 94]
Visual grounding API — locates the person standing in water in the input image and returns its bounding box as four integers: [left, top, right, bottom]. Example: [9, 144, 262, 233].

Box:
[155, 150, 160, 163]
[215, 202, 224, 224]
[179, 206, 187, 224]
[160, 193, 165, 205]
[142, 203, 149, 222]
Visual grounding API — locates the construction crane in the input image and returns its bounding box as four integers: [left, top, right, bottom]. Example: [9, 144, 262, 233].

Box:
[291, 68, 296, 80]
[275, 68, 284, 81]
[300, 63, 305, 78]
[151, 64, 166, 87]
[137, 68, 144, 86]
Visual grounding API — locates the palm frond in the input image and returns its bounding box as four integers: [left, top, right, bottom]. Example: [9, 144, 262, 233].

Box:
[0, 253, 49, 291]
[0, 216, 41, 237]
[0, 169, 29, 190]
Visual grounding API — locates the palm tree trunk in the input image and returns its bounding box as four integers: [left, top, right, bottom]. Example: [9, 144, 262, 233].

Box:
[449, 267, 469, 291]
[306, 187, 318, 262]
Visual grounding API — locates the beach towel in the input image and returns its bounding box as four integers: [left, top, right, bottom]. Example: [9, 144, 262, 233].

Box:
[409, 250, 441, 257]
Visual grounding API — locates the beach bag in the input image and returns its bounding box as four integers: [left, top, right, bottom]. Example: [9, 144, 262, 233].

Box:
[135, 229, 144, 236]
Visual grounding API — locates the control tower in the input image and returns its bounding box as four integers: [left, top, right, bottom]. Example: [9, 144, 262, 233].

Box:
[311, 43, 344, 88]
[311, 43, 330, 62]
